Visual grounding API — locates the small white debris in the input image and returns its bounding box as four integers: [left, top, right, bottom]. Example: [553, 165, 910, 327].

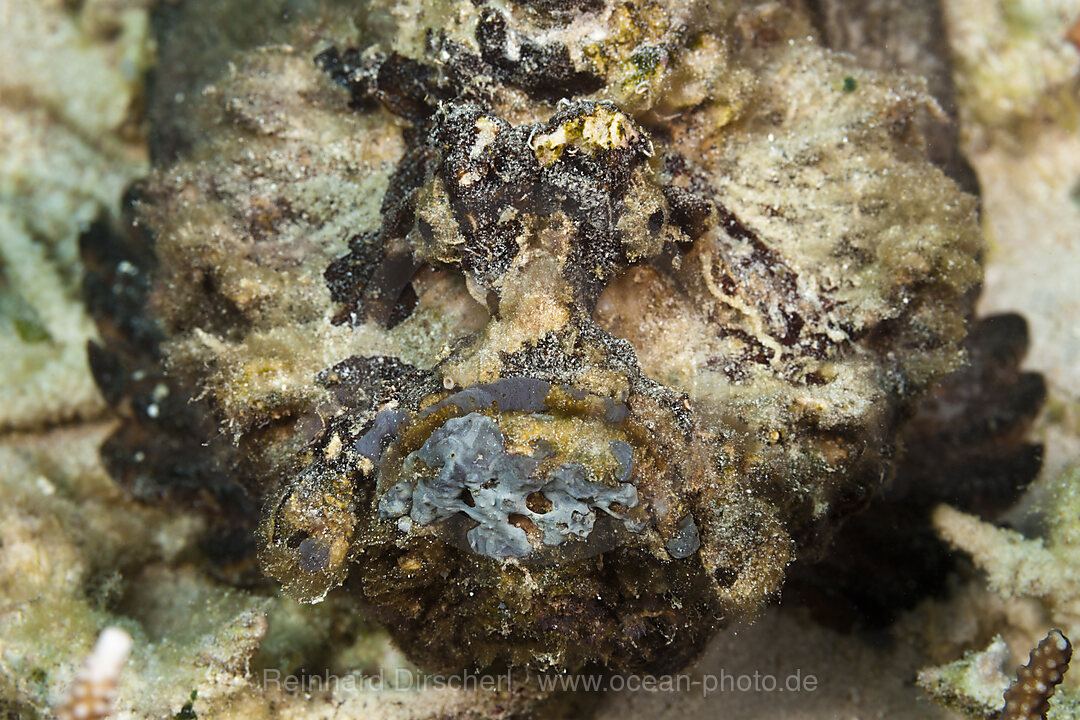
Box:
[55, 627, 133, 720]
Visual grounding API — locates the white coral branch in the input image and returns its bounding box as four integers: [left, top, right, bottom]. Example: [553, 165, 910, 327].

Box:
[932, 504, 1061, 599]
[55, 626, 133, 720]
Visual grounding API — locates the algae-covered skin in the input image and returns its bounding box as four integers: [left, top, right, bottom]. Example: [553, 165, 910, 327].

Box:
[100, 0, 984, 675]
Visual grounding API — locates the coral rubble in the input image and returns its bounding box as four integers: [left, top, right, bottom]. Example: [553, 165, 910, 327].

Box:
[920, 627, 1078, 720]
[919, 464, 1080, 718]
[0, 0, 151, 431]
[933, 464, 1080, 644]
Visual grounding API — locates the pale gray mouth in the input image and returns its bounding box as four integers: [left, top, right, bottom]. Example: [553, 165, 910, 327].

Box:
[370, 377, 646, 559]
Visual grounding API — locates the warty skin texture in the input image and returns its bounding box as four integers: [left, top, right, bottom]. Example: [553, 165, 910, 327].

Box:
[94, 0, 983, 675]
